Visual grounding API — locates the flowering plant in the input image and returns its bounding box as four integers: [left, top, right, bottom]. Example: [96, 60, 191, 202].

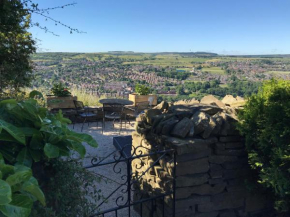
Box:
[51, 82, 71, 97]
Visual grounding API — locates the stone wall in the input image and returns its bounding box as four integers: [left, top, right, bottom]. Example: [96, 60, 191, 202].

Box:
[132, 96, 273, 217]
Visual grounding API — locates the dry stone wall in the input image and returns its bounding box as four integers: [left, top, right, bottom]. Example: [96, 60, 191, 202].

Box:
[132, 96, 273, 217]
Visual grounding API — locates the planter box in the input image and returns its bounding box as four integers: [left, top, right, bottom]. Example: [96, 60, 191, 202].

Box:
[129, 94, 157, 106]
[47, 96, 77, 109]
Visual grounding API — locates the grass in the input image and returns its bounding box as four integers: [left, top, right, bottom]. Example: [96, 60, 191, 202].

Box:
[70, 88, 102, 106]
[201, 67, 225, 75]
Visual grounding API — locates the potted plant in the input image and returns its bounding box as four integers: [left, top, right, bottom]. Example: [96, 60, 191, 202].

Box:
[129, 84, 157, 106]
[47, 82, 77, 109]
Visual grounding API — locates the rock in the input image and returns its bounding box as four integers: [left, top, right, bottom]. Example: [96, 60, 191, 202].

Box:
[225, 142, 244, 149]
[145, 109, 162, 124]
[219, 136, 242, 142]
[173, 98, 199, 106]
[164, 136, 217, 155]
[194, 212, 219, 217]
[161, 117, 179, 135]
[176, 173, 209, 187]
[222, 95, 237, 106]
[202, 116, 217, 139]
[191, 111, 210, 134]
[176, 184, 226, 199]
[220, 210, 237, 217]
[176, 157, 209, 176]
[200, 95, 225, 108]
[198, 196, 243, 212]
[211, 113, 223, 135]
[199, 105, 222, 115]
[209, 156, 238, 164]
[245, 195, 268, 212]
[171, 117, 192, 138]
[153, 101, 169, 111]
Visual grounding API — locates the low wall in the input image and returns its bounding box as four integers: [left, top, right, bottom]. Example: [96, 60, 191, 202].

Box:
[132, 100, 273, 217]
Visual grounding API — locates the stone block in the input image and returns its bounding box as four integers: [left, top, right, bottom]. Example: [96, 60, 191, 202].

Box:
[191, 111, 210, 135]
[210, 170, 223, 179]
[209, 156, 238, 164]
[225, 142, 245, 149]
[202, 116, 217, 139]
[245, 195, 268, 212]
[198, 196, 244, 212]
[164, 136, 217, 155]
[220, 210, 237, 217]
[223, 168, 249, 179]
[145, 109, 162, 124]
[208, 178, 224, 185]
[194, 212, 219, 217]
[176, 158, 209, 176]
[214, 143, 225, 150]
[219, 136, 242, 142]
[200, 95, 225, 108]
[176, 183, 226, 199]
[160, 117, 179, 135]
[171, 117, 192, 138]
[215, 149, 247, 156]
[176, 173, 209, 187]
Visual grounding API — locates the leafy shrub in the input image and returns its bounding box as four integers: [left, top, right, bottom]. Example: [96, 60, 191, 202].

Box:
[0, 98, 98, 216]
[135, 84, 150, 95]
[31, 159, 102, 217]
[51, 82, 71, 97]
[0, 154, 45, 217]
[238, 79, 290, 213]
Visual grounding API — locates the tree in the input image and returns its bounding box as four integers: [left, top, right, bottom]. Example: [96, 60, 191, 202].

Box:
[238, 79, 290, 213]
[0, 0, 83, 96]
[0, 0, 36, 94]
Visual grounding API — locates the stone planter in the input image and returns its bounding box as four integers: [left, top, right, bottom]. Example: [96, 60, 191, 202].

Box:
[47, 95, 77, 109]
[129, 93, 157, 106]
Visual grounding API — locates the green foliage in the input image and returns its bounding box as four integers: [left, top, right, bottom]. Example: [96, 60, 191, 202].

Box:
[51, 82, 71, 97]
[31, 159, 102, 217]
[0, 98, 97, 165]
[0, 154, 45, 217]
[135, 84, 151, 95]
[0, 98, 98, 216]
[238, 79, 290, 213]
[0, 0, 36, 94]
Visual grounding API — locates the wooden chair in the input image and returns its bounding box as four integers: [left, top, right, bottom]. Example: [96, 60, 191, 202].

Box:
[73, 100, 98, 132]
[102, 103, 126, 134]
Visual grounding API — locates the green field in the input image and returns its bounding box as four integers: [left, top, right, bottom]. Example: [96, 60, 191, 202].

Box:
[267, 71, 290, 74]
[201, 67, 225, 75]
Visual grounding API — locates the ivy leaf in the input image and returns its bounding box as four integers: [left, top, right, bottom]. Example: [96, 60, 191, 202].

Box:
[44, 143, 59, 158]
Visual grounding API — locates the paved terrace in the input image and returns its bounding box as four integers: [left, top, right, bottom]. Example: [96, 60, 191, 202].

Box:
[70, 121, 140, 217]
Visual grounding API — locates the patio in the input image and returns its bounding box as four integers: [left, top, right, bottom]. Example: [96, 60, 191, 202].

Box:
[70, 121, 140, 217]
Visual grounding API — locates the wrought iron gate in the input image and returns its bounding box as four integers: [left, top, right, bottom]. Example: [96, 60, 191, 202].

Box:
[85, 144, 176, 217]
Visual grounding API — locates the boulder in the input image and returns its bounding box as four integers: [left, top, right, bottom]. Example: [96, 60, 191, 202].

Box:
[200, 95, 225, 108]
[171, 117, 192, 138]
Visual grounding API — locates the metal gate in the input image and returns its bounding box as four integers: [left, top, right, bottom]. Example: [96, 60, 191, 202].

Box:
[85, 144, 176, 217]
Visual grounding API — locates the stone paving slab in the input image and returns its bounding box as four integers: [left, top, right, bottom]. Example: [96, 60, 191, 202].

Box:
[71, 121, 140, 217]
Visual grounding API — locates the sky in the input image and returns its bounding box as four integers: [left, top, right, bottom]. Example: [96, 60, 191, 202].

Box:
[30, 0, 290, 55]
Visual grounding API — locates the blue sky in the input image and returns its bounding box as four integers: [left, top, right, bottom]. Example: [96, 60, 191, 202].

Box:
[30, 0, 290, 55]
